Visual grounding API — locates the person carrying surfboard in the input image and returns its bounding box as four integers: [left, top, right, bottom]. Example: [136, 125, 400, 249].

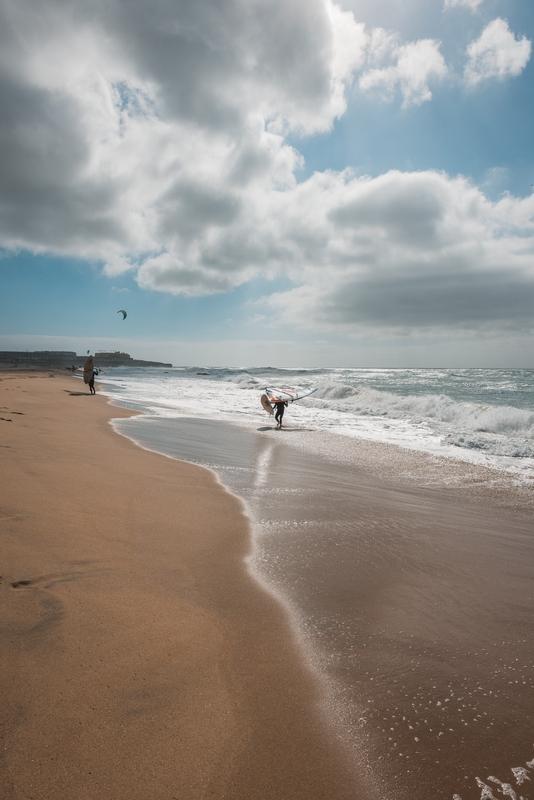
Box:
[83, 355, 97, 394]
[274, 400, 288, 428]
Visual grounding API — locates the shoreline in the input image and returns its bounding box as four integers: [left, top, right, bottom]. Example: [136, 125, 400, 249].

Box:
[262, 424, 534, 517]
[96, 364, 534, 491]
[109, 396, 534, 519]
[0, 373, 368, 799]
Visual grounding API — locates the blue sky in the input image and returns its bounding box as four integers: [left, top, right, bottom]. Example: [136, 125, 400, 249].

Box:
[1, 0, 533, 367]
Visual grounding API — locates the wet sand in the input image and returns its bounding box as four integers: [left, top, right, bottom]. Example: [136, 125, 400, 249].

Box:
[0, 373, 365, 800]
[116, 416, 534, 800]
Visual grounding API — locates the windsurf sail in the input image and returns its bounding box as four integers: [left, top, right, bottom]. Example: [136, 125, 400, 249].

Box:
[264, 386, 317, 403]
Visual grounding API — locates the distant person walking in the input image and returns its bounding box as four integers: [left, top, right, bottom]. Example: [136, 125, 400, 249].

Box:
[274, 400, 288, 428]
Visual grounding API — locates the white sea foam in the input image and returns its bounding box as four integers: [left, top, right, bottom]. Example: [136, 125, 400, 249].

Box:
[313, 383, 534, 439]
[98, 365, 534, 483]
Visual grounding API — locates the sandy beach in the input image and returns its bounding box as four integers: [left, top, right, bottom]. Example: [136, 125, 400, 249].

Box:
[3, 371, 534, 800]
[0, 373, 363, 800]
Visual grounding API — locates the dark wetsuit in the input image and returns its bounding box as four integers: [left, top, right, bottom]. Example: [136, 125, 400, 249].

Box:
[89, 370, 97, 394]
[274, 401, 287, 427]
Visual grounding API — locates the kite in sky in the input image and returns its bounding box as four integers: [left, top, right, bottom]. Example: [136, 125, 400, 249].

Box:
[117, 310, 127, 320]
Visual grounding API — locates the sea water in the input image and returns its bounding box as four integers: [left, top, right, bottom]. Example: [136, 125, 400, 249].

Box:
[99, 366, 534, 482]
[96, 366, 534, 800]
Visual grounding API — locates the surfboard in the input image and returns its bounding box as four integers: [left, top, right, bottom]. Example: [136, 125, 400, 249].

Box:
[264, 386, 317, 403]
[83, 356, 94, 384]
[261, 394, 274, 415]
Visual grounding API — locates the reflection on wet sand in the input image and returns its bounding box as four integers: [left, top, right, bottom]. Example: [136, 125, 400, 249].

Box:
[115, 416, 534, 800]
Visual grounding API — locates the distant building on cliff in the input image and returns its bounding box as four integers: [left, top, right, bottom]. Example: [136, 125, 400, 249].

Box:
[0, 350, 172, 368]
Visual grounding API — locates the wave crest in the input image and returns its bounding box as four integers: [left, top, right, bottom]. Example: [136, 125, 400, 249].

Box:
[311, 383, 534, 439]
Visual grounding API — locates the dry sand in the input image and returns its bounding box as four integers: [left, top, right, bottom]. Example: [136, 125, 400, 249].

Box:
[0, 373, 364, 800]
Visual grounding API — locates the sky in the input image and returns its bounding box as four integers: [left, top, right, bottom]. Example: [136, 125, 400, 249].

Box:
[1, 0, 533, 367]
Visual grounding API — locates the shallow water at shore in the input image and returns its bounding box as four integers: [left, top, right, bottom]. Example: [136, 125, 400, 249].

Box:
[100, 366, 534, 483]
[113, 415, 534, 800]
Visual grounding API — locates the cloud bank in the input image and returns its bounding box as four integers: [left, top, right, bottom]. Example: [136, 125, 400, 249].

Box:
[263, 170, 534, 331]
[0, 0, 533, 336]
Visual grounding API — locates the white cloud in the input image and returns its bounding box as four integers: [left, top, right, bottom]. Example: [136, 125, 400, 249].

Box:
[359, 37, 447, 107]
[325, 3, 369, 116]
[444, 0, 484, 12]
[0, 0, 370, 268]
[464, 18, 532, 86]
[132, 165, 534, 334]
[0, 0, 534, 338]
[257, 169, 534, 333]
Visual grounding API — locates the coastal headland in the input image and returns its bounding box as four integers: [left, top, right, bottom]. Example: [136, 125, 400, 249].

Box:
[0, 372, 364, 800]
[0, 350, 172, 369]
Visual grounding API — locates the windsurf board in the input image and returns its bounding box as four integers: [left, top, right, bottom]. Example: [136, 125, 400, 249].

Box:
[261, 394, 274, 415]
[83, 356, 94, 384]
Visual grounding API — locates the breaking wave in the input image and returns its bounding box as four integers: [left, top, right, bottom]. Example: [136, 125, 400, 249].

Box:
[311, 383, 534, 443]
[99, 365, 534, 476]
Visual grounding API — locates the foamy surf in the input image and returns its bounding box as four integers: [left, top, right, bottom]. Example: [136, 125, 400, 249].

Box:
[98, 366, 534, 484]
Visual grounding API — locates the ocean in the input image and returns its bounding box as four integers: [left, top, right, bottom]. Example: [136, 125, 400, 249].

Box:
[100, 366, 534, 481]
[97, 366, 534, 800]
